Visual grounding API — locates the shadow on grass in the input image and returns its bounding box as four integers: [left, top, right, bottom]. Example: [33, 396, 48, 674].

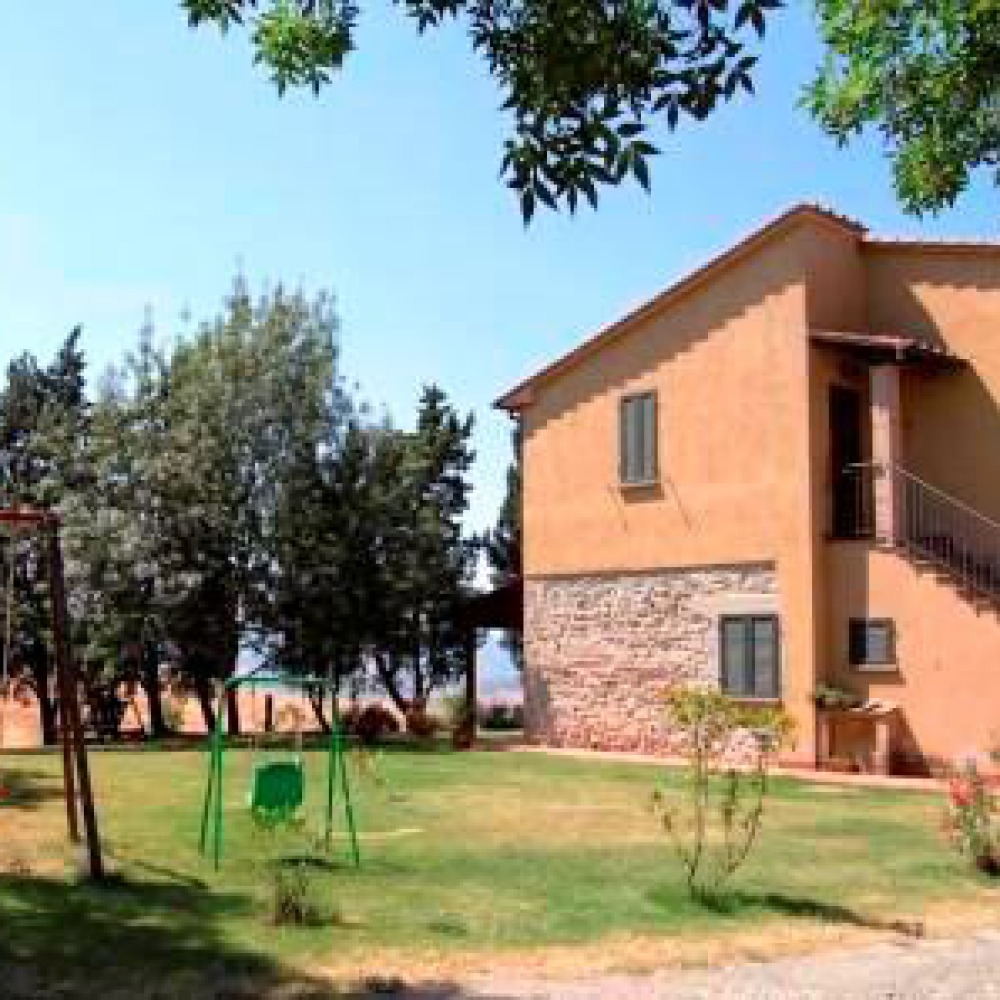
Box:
[694, 890, 926, 938]
[0, 767, 64, 810]
[0, 872, 513, 1000]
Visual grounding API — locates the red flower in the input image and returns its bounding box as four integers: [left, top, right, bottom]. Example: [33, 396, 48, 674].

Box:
[0, 786, 10, 802]
[949, 777, 975, 809]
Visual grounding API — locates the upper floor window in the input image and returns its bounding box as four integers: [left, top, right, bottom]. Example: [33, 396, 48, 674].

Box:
[620, 391, 658, 485]
[849, 618, 895, 669]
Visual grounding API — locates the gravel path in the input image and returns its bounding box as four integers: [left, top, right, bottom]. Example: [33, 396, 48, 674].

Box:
[451, 931, 1000, 999]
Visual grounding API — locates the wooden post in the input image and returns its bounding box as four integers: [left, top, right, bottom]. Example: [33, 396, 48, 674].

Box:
[55, 644, 80, 843]
[48, 521, 104, 880]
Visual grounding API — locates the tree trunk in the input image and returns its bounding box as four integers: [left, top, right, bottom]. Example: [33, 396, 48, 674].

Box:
[31, 659, 59, 745]
[140, 643, 167, 738]
[308, 689, 331, 734]
[194, 676, 216, 733]
[226, 686, 241, 737]
[375, 655, 410, 716]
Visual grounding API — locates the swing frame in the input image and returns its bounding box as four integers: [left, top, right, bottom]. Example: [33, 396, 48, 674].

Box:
[0, 507, 104, 879]
[197, 663, 361, 871]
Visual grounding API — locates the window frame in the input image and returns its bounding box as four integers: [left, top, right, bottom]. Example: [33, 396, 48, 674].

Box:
[848, 617, 896, 670]
[718, 613, 781, 701]
[619, 390, 658, 487]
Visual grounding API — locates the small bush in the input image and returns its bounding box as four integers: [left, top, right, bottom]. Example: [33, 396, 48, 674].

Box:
[404, 705, 439, 738]
[652, 687, 795, 899]
[268, 860, 327, 926]
[345, 704, 400, 745]
[160, 695, 187, 733]
[944, 762, 1000, 875]
[477, 701, 524, 731]
[252, 820, 333, 926]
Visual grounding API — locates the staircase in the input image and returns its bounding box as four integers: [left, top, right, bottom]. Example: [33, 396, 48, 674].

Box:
[847, 463, 1000, 609]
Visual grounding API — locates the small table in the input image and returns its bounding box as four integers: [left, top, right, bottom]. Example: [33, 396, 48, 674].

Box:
[817, 701, 899, 775]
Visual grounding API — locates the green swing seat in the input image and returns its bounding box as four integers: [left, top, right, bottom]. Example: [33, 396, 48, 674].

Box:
[248, 758, 305, 821]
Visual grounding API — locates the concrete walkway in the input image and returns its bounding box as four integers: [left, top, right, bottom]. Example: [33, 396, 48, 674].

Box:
[374, 931, 1000, 999]
[507, 743, 944, 792]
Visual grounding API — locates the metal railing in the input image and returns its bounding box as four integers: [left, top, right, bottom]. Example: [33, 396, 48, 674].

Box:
[840, 463, 1000, 602]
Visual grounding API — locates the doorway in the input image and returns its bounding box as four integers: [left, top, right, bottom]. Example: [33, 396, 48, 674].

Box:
[829, 384, 866, 537]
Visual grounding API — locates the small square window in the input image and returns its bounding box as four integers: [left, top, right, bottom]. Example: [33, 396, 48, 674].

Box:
[849, 618, 895, 668]
[620, 391, 658, 485]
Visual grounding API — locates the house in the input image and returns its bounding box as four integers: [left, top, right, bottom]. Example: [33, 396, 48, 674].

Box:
[496, 204, 1000, 775]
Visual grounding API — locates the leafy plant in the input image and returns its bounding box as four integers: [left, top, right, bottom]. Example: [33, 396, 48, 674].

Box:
[251, 817, 334, 926]
[182, 0, 780, 219]
[343, 703, 400, 746]
[477, 700, 524, 731]
[944, 762, 1000, 876]
[652, 687, 795, 898]
[813, 682, 862, 710]
[160, 694, 187, 734]
[806, 0, 1000, 215]
[404, 704, 440, 739]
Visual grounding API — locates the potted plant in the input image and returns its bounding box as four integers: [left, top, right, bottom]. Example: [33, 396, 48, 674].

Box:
[814, 683, 863, 711]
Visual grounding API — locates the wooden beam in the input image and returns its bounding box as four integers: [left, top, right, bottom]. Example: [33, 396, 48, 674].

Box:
[46, 522, 104, 879]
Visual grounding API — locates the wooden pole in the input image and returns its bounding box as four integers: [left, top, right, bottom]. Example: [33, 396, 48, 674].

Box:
[55, 643, 80, 843]
[48, 521, 104, 880]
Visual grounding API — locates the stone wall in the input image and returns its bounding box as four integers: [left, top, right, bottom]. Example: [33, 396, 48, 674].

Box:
[523, 563, 779, 752]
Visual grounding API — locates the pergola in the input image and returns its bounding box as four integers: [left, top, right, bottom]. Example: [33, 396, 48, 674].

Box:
[457, 578, 523, 738]
[0, 506, 103, 878]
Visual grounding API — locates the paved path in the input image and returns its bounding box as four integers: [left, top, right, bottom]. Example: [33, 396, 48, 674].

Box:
[447, 931, 1000, 999]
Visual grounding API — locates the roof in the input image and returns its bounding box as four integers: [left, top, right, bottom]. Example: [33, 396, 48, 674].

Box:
[495, 203, 988, 411]
[810, 330, 965, 368]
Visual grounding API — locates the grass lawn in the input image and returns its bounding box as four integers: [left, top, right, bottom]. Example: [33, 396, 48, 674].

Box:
[1, 744, 998, 997]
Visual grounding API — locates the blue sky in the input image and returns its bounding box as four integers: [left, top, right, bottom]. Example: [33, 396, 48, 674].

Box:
[0, 1, 996, 545]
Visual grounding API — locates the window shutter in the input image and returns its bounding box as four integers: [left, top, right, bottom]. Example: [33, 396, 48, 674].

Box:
[619, 392, 657, 484]
[641, 392, 657, 481]
[619, 398, 632, 482]
[721, 617, 749, 696]
[752, 616, 778, 698]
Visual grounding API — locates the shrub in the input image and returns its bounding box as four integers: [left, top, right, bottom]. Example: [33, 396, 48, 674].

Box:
[252, 819, 332, 926]
[652, 687, 795, 899]
[404, 704, 439, 739]
[477, 701, 524, 731]
[944, 762, 1000, 875]
[160, 695, 187, 733]
[268, 860, 327, 926]
[345, 704, 400, 746]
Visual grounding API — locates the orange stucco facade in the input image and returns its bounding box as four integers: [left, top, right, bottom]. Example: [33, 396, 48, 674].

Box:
[500, 205, 1000, 772]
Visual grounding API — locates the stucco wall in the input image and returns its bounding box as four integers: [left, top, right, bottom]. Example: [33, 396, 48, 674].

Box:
[524, 564, 779, 751]
[826, 543, 1000, 767]
[520, 222, 831, 760]
[865, 245, 1000, 520]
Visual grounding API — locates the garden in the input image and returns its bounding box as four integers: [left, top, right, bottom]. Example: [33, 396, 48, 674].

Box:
[3, 737, 1000, 998]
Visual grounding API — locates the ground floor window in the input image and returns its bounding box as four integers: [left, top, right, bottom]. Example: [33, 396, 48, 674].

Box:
[720, 614, 780, 699]
[849, 618, 895, 668]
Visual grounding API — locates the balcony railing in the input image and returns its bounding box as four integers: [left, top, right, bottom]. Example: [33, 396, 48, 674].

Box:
[839, 463, 1000, 602]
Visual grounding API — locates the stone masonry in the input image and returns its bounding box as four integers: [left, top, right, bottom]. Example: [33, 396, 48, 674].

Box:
[523, 564, 779, 752]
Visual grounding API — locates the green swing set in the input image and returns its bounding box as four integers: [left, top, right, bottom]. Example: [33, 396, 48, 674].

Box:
[198, 665, 361, 870]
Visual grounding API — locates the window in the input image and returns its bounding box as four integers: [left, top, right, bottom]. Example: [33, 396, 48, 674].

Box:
[849, 618, 895, 668]
[619, 391, 658, 485]
[720, 615, 780, 699]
